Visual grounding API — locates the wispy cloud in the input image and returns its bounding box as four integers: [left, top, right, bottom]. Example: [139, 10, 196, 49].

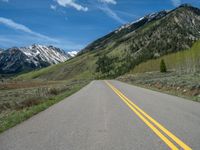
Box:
[171, 0, 181, 7]
[96, 0, 125, 24]
[1, 0, 9, 2]
[55, 0, 88, 12]
[0, 17, 84, 50]
[98, 4, 125, 24]
[99, 0, 117, 5]
[0, 17, 57, 42]
[50, 4, 57, 10]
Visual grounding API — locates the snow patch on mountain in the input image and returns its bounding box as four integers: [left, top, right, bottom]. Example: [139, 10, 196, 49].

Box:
[115, 10, 168, 34]
[18, 44, 70, 66]
[145, 11, 168, 21]
[68, 51, 78, 57]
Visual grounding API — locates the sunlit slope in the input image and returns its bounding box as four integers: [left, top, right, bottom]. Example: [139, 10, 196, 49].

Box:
[17, 52, 97, 80]
[131, 41, 200, 73]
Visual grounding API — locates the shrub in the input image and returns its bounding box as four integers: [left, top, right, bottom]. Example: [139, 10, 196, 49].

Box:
[49, 88, 59, 95]
[18, 98, 42, 109]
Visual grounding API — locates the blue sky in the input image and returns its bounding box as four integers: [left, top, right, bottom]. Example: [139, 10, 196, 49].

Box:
[0, 0, 200, 51]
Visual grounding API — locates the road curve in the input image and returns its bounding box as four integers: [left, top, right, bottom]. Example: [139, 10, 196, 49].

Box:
[0, 80, 200, 150]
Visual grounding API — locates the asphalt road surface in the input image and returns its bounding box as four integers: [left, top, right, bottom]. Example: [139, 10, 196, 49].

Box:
[0, 80, 200, 150]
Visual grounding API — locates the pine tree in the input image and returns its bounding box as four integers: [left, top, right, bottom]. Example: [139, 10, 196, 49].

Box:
[160, 59, 167, 73]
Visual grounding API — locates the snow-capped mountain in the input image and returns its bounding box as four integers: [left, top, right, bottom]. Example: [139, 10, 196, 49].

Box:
[0, 44, 74, 74]
[21, 45, 71, 65]
[115, 10, 168, 33]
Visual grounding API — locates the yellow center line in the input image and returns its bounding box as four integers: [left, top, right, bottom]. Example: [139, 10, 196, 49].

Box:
[105, 81, 192, 150]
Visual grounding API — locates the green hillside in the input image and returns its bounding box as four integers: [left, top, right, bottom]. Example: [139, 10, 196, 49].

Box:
[17, 5, 200, 80]
[131, 40, 200, 74]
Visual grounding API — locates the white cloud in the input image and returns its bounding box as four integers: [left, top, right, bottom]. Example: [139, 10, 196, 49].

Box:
[55, 0, 88, 12]
[0, 17, 57, 42]
[98, 5, 125, 24]
[50, 5, 57, 10]
[89, 0, 124, 24]
[99, 0, 116, 5]
[171, 0, 181, 7]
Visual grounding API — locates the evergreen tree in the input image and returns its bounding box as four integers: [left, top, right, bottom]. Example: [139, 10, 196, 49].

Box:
[160, 59, 167, 73]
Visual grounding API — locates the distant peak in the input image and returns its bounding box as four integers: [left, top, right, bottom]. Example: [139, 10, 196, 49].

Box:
[145, 10, 168, 20]
[68, 51, 78, 57]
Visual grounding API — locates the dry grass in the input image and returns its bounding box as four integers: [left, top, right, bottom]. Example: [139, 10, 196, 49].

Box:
[0, 79, 90, 133]
[0, 80, 84, 113]
[0, 80, 60, 90]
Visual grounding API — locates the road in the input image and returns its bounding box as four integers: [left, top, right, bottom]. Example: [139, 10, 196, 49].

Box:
[0, 80, 200, 150]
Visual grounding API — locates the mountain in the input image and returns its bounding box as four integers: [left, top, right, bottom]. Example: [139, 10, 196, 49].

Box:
[0, 44, 72, 74]
[82, 10, 169, 53]
[17, 4, 200, 80]
[83, 4, 200, 54]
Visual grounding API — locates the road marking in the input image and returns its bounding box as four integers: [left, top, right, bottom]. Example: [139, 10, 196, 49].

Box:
[105, 81, 192, 150]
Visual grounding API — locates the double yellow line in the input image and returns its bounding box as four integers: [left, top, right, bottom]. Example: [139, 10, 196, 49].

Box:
[105, 81, 192, 150]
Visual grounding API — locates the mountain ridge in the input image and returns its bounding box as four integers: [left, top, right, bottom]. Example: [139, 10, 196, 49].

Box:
[81, 10, 169, 53]
[0, 44, 77, 74]
[82, 4, 200, 54]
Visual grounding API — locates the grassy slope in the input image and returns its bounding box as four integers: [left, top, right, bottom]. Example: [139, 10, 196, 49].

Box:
[16, 43, 121, 81]
[131, 41, 200, 74]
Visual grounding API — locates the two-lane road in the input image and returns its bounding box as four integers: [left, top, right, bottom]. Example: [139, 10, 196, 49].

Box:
[0, 80, 200, 150]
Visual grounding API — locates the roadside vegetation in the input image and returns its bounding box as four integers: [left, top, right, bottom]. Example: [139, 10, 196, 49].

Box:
[0, 79, 90, 133]
[118, 72, 200, 102]
[118, 41, 200, 102]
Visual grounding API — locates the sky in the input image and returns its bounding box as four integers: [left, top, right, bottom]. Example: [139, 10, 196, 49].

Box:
[0, 0, 200, 51]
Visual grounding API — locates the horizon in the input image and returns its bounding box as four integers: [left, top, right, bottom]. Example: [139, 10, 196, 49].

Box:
[0, 0, 200, 51]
